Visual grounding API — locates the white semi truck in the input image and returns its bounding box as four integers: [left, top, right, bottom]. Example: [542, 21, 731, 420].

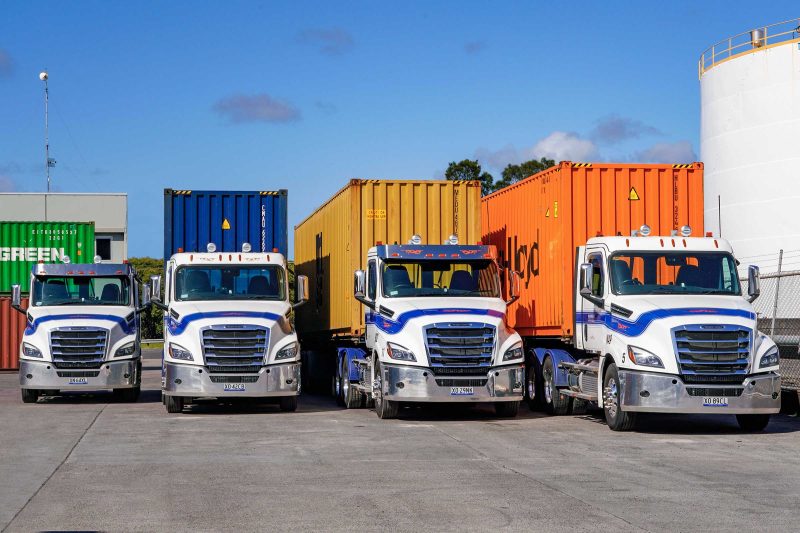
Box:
[13, 260, 148, 403]
[335, 236, 525, 418]
[528, 227, 781, 431]
[150, 243, 308, 414]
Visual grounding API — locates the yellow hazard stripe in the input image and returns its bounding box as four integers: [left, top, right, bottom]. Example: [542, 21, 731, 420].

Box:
[572, 163, 592, 168]
[672, 164, 693, 169]
[260, 191, 281, 196]
[172, 190, 192, 195]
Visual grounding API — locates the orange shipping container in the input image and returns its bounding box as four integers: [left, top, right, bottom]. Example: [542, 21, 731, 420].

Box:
[0, 296, 28, 370]
[295, 179, 482, 340]
[481, 162, 704, 338]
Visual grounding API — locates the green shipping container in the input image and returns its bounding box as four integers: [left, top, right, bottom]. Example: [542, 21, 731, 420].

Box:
[0, 221, 95, 293]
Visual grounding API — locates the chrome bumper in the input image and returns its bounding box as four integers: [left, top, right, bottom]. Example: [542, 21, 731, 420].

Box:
[382, 363, 524, 402]
[619, 370, 781, 414]
[19, 359, 139, 390]
[163, 361, 300, 398]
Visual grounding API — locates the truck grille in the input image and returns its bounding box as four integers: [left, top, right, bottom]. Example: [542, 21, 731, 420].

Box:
[50, 328, 108, 369]
[686, 387, 744, 397]
[425, 323, 494, 370]
[435, 378, 488, 387]
[673, 325, 750, 385]
[201, 326, 268, 373]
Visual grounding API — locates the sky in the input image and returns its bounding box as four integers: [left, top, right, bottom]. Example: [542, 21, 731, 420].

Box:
[1, 1, 797, 258]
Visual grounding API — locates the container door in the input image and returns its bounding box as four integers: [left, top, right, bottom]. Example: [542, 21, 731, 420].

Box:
[580, 248, 607, 353]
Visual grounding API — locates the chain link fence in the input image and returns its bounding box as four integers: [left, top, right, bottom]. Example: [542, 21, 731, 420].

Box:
[741, 267, 800, 390]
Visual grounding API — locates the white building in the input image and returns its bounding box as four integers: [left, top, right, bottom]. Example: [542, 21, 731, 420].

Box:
[0, 193, 127, 263]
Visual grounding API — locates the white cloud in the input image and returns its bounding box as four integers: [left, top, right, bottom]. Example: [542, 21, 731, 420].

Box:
[589, 114, 661, 145]
[527, 131, 599, 162]
[0, 174, 16, 191]
[633, 140, 696, 163]
[213, 93, 301, 124]
[296, 28, 355, 56]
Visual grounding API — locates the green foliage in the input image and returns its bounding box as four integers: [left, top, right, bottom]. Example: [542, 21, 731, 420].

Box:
[493, 157, 556, 191]
[444, 159, 495, 196]
[128, 257, 164, 340]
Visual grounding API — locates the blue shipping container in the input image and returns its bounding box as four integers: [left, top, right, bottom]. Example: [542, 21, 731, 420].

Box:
[163, 189, 288, 258]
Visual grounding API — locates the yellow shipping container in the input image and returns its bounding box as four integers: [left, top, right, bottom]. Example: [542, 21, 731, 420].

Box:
[295, 179, 482, 339]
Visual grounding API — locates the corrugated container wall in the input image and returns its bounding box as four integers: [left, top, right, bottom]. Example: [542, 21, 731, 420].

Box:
[0, 221, 96, 293]
[481, 162, 704, 338]
[164, 189, 288, 258]
[1, 296, 28, 369]
[295, 179, 482, 339]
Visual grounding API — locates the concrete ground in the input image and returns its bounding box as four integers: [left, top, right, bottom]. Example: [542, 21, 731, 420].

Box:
[1, 349, 799, 532]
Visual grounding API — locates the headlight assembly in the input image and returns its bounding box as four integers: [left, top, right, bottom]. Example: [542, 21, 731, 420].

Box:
[502, 343, 524, 362]
[275, 342, 299, 360]
[168, 343, 194, 361]
[386, 342, 415, 362]
[627, 345, 664, 368]
[759, 346, 779, 368]
[114, 341, 137, 357]
[22, 343, 42, 358]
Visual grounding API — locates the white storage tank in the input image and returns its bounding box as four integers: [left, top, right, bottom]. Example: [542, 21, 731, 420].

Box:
[699, 18, 800, 274]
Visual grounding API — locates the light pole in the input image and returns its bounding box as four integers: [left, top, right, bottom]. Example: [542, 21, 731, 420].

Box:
[39, 70, 55, 192]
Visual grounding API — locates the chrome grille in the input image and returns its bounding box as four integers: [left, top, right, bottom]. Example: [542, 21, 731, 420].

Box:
[201, 326, 268, 374]
[50, 328, 108, 369]
[425, 322, 494, 370]
[673, 325, 750, 384]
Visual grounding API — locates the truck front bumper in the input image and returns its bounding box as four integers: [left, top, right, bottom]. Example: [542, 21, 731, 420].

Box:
[619, 370, 780, 414]
[382, 363, 524, 402]
[19, 358, 139, 391]
[163, 361, 300, 398]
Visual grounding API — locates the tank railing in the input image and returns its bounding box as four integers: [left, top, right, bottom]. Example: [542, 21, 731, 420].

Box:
[699, 18, 800, 77]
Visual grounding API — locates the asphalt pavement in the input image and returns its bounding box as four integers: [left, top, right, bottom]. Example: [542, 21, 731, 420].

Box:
[1, 348, 799, 532]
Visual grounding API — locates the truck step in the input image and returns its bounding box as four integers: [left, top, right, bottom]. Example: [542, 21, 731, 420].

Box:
[559, 389, 598, 401]
[559, 361, 598, 374]
[352, 384, 372, 394]
[352, 358, 370, 368]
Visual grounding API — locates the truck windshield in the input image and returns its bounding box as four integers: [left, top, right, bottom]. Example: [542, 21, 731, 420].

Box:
[32, 276, 131, 306]
[609, 252, 741, 296]
[381, 260, 501, 298]
[174, 265, 285, 301]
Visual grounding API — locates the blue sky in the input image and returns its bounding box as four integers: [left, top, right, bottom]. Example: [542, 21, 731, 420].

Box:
[1, 1, 797, 258]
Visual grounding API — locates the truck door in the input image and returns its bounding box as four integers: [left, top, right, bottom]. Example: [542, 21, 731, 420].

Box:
[365, 259, 378, 349]
[580, 249, 607, 353]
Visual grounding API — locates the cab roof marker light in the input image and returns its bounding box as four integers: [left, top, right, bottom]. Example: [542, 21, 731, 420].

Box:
[206, 243, 217, 253]
[376, 241, 383, 246]
[425, 253, 433, 257]
[177, 247, 184, 253]
[680, 225, 692, 237]
[272, 247, 279, 253]
[242, 242, 252, 253]
[705, 231, 713, 237]
[409, 234, 422, 245]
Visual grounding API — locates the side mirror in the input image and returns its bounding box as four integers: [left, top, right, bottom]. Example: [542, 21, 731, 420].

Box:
[11, 284, 25, 315]
[293, 275, 309, 308]
[747, 265, 760, 303]
[506, 269, 520, 305]
[142, 282, 151, 306]
[149, 275, 167, 310]
[579, 262, 604, 308]
[353, 270, 374, 309]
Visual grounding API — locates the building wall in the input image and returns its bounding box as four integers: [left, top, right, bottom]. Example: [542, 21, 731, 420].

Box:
[0, 193, 128, 262]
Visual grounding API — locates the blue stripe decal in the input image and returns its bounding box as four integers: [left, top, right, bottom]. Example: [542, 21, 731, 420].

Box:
[167, 310, 281, 335]
[25, 313, 135, 335]
[575, 307, 755, 337]
[370, 308, 504, 334]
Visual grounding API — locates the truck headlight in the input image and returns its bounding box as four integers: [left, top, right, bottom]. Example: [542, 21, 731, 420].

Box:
[627, 345, 664, 368]
[502, 343, 524, 362]
[168, 343, 194, 361]
[114, 341, 136, 357]
[759, 346, 779, 368]
[22, 343, 43, 358]
[386, 342, 415, 361]
[275, 342, 298, 360]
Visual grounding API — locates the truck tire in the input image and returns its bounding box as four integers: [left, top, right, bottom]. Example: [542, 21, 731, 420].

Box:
[113, 387, 141, 403]
[21, 388, 39, 404]
[333, 375, 345, 406]
[165, 395, 184, 414]
[279, 396, 299, 412]
[542, 357, 572, 415]
[495, 401, 520, 417]
[343, 374, 364, 409]
[736, 414, 770, 432]
[603, 364, 636, 431]
[524, 359, 540, 410]
[373, 362, 398, 419]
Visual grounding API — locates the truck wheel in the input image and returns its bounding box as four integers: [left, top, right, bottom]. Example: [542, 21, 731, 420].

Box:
[736, 414, 770, 432]
[21, 388, 39, 404]
[343, 372, 364, 409]
[524, 360, 539, 410]
[165, 395, 184, 414]
[333, 375, 345, 406]
[373, 362, 398, 419]
[495, 401, 520, 417]
[542, 357, 572, 415]
[113, 387, 141, 403]
[279, 396, 299, 412]
[603, 364, 636, 431]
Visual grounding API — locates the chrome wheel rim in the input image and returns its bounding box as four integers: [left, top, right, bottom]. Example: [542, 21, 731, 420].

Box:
[373, 361, 382, 408]
[526, 368, 535, 400]
[543, 366, 553, 404]
[604, 378, 619, 419]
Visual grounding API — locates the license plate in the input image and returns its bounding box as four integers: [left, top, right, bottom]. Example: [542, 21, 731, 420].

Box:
[703, 396, 729, 407]
[224, 383, 246, 392]
[68, 377, 88, 385]
[450, 386, 474, 396]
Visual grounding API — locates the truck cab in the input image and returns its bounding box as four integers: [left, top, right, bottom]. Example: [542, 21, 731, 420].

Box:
[542, 225, 781, 430]
[13, 259, 147, 403]
[338, 235, 525, 418]
[151, 243, 308, 414]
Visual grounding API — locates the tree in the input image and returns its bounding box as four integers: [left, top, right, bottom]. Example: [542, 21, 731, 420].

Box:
[493, 157, 556, 192]
[128, 257, 164, 340]
[445, 159, 495, 196]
